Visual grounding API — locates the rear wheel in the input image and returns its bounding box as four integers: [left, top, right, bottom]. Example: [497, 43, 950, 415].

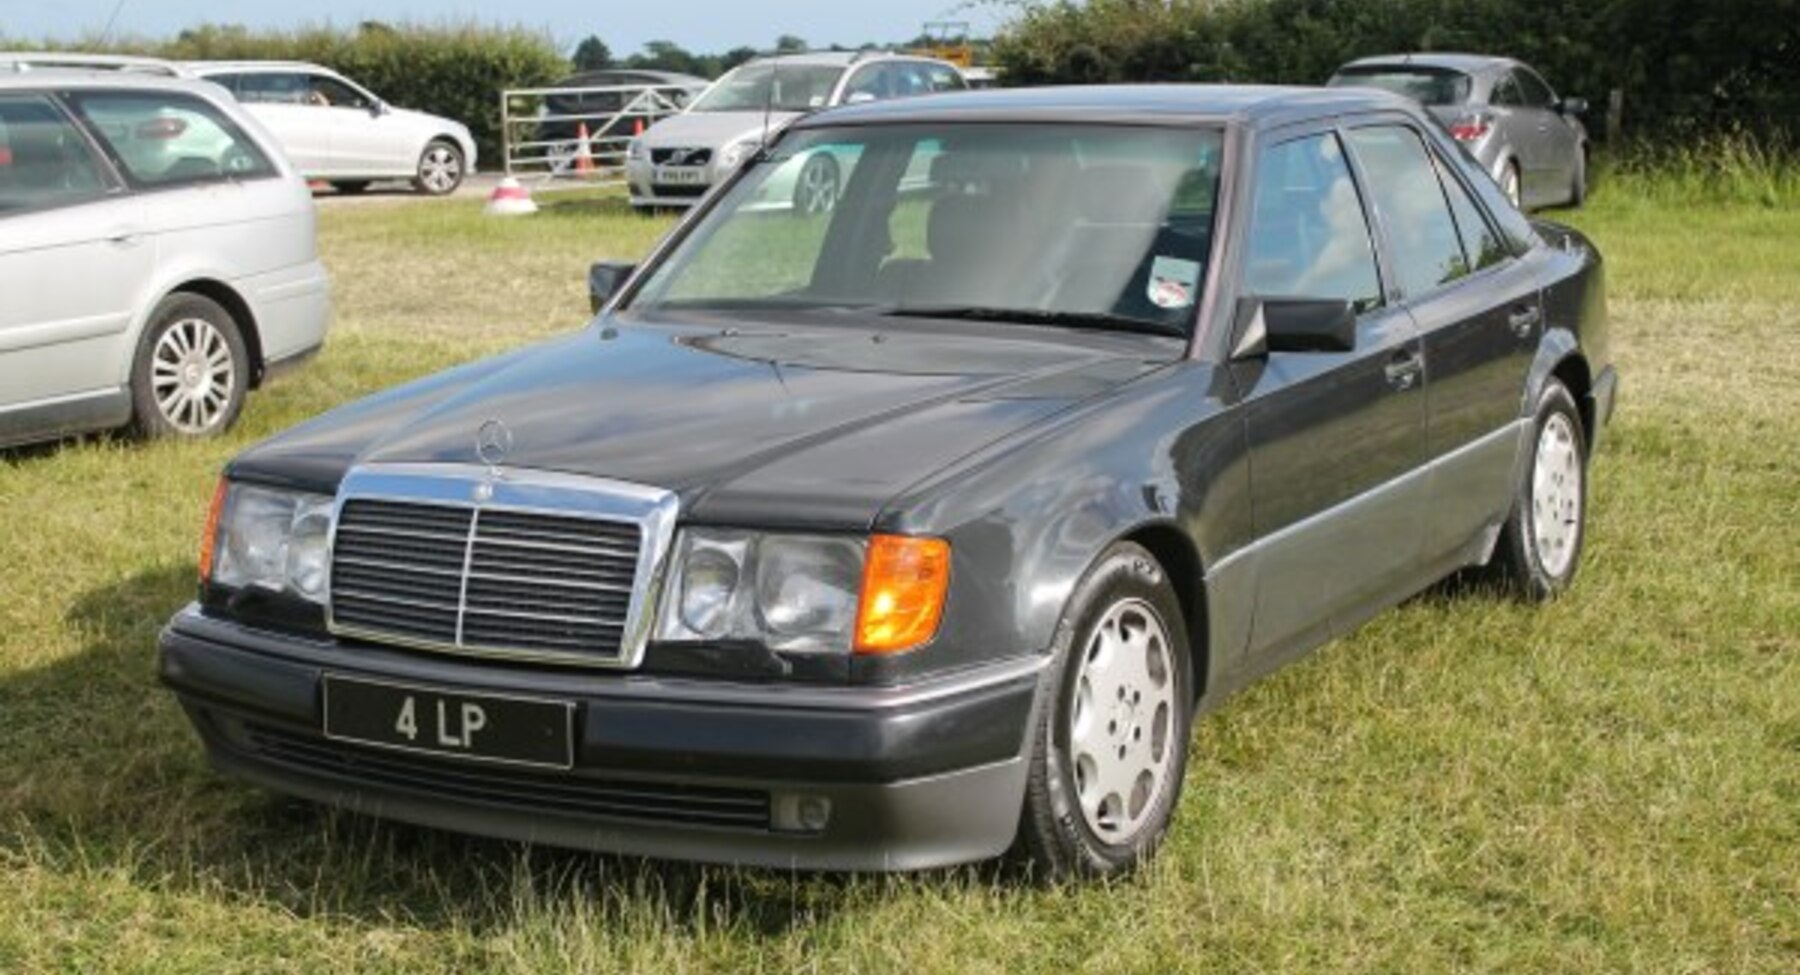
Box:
[129, 293, 249, 440]
[1014, 542, 1193, 881]
[1493, 379, 1588, 599]
[414, 139, 465, 196]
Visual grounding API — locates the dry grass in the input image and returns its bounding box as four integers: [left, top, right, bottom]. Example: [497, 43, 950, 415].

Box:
[0, 182, 1795, 973]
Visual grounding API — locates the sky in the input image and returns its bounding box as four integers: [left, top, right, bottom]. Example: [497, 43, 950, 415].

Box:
[0, 1, 1008, 55]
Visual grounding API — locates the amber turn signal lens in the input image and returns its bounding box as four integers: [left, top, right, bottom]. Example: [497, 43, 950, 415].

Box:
[854, 535, 950, 655]
[198, 478, 227, 582]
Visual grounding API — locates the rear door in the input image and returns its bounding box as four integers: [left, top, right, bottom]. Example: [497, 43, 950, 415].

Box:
[1228, 127, 1428, 658]
[0, 92, 147, 416]
[227, 71, 330, 174]
[1342, 122, 1542, 565]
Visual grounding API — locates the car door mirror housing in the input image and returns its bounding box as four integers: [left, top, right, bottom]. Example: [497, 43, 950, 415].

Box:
[588, 261, 636, 313]
[369, 100, 389, 117]
[1231, 297, 1357, 358]
[1557, 96, 1587, 116]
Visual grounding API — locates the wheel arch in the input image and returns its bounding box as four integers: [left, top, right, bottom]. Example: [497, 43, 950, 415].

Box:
[164, 279, 265, 388]
[1119, 521, 1212, 703]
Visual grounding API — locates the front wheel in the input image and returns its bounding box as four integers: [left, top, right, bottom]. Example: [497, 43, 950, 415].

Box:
[1493, 379, 1588, 599]
[414, 139, 465, 196]
[1501, 160, 1524, 209]
[129, 293, 249, 440]
[1013, 542, 1193, 881]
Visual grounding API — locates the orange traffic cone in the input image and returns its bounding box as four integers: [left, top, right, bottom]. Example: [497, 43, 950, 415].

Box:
[633, 117, 645, 136]
[575, 122, 594, 178]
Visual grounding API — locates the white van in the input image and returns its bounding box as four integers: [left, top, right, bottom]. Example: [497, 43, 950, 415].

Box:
[0, 69, 329, 446]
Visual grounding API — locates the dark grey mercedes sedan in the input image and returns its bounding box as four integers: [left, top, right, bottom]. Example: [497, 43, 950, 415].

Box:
[159, 85, 1617, 879]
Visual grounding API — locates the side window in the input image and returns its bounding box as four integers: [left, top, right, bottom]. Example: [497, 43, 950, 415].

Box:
[1345, 126, 1469, 295]
[842, 66, 888, 102]
[1433, 153, 1507, 272]
[923, 64, 966, 92]
[309, 75, 372, 110]
[1245, 132, 1382, 312]
[233, 72, 311, 105]
[1491, 73, 1524, 108]
[1515, 70, 1555, 108]
[0, 95, 111, 214]
[64, 91, 276, 188]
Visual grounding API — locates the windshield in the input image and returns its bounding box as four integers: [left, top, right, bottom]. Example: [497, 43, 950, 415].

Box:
[628, 123, 1226, 335]
[690, 63, 845, 113]
[1329, 67, 1472, 106]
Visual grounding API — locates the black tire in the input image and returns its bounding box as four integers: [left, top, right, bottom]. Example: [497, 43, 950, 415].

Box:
[1492, 379, 1588, 599]
[792, 153, 840, 216]
[333, 180, 372, 195]
[413, 139, 465, 196]
[1502, 159, 1524, 210]
[128, 292, 250, 440]
[1013, 541, 1194, 881]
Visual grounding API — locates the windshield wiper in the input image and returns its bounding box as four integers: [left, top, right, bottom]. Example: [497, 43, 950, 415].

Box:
[876, 305, 1187, 338]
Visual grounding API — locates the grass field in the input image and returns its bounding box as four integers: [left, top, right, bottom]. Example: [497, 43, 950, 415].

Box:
[1, 180, 1795, 974]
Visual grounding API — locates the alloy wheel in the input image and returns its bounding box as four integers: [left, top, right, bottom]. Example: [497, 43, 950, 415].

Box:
[797, 157, 839, 215]
[1531, 412, 1583, 577]
[1068, 597, 1179, 844]
[150, 317, 236, 434]
[419, 144, 462, 194]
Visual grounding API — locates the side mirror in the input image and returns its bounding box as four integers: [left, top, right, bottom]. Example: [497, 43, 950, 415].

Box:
[369, 100, 389, 117]
[1557, 96, 1587, 116]
[1231, 297, 1357, 359]
[588, 261, 636, 313]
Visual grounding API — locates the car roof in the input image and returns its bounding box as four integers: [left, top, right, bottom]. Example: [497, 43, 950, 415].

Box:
[744, 50, 953, 69]
[0, 68, 231, 95]
[185, 60, 331, 75]
[560, 68, 711, 87]
[1336, 52, 1514, 75]
[0, 51, 185, 76]
[796, 83, 1417, 130]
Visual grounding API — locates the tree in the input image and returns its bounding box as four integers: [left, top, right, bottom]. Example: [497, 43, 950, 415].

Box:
[721, 46, 760, 72]
[775, 34, 808, 54]
[572, 35, 612, 72]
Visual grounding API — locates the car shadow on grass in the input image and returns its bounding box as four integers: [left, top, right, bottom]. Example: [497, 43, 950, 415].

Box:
[0, 565, 986, 941]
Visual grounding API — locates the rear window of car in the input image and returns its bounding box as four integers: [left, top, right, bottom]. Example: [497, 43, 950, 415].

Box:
[1329, 67, 1472, 106]
[62, 90, 276, 188]
[0, 94, 111, 214]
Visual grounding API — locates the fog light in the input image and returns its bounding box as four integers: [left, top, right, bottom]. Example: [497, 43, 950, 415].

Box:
[772, 793, 833, 834]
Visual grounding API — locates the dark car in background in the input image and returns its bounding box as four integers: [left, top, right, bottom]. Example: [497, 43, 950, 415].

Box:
[159, 84, 1614, 879]
[1330, 54, 1590, 210]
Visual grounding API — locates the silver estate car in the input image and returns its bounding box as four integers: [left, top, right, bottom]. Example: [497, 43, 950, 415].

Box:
[0, 68, 328, 447]
[1329, 54, 1589, 211]
[625, 51, 966, 211]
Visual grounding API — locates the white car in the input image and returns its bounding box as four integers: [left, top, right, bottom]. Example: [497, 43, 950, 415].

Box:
[0, 68, 329, 447]
[187, 61, 477, 195]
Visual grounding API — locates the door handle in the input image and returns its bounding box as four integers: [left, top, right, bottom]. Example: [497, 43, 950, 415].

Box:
[1384, 350, 1423, 392]
[1508, 305, 1542, 338]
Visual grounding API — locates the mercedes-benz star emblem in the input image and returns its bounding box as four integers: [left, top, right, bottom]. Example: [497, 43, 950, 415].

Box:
[475, 418, 513, 473]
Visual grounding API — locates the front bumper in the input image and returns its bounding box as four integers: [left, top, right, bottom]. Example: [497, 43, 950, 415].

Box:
[158, 607, 1043, 871]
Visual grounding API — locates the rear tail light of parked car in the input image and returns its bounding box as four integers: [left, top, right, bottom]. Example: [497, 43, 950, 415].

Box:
[1448, 114, 1493, 142]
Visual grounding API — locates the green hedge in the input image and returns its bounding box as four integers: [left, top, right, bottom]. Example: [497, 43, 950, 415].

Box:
[17, 23, 568, 165]
[992, 0, 1800, 147]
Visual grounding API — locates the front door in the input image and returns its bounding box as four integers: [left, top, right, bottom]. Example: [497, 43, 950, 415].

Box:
[229, 72, 332, 175]
[307, 74, 406, 176]
[1228, 128, 1429, 658]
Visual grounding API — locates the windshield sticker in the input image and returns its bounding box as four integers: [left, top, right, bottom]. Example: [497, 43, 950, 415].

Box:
[1148, 256, 1201, 310]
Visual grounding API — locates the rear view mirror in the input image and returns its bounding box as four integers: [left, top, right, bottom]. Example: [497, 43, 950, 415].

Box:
[588, 261, 636, 313]
[1231, 297, 1357, 358]
[1557, 96, 1588, 116]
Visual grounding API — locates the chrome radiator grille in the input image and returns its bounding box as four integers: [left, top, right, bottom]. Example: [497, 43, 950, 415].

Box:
[329, 495, 649, 666]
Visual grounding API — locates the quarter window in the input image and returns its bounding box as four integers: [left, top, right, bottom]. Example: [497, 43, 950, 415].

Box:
[1433, 153, 1507, 272]
[1345, 126, 1469, 296]
[63, 91, 276, 188]
[1491, 74, 1524, 107]
[1245, 132, 1383, 311]
[0, 95, 110, 214]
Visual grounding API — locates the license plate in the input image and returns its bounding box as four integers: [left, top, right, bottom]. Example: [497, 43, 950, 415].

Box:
[322, 675, 575, 770]
[654, 165, 706, 185]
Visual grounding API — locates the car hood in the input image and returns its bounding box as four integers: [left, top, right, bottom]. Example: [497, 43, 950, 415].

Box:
[639, 110, 802, 150]
[228, 315, 1175, 529]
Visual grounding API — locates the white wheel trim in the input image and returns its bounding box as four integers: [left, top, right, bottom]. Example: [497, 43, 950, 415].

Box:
[1068, 597, 1179, 844]
[1530, 412, 1583, 578]
[420, 144, 461, 193]
[798, 158, 837, 214]
[150, 317, 235, 434]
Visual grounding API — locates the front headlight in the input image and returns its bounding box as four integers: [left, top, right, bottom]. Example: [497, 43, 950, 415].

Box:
[205, 481, 334, 604]
[662, 532, 943, 661]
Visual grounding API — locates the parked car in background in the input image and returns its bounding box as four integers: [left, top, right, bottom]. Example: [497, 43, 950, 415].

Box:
[160, 85, 1614, 878]
[625, 50, 966, 210]
[0, 69, 328, 447]
[188, 61, 477, 195]
[1329, 53, 1589, 210]
[533, 68, 709, 145]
